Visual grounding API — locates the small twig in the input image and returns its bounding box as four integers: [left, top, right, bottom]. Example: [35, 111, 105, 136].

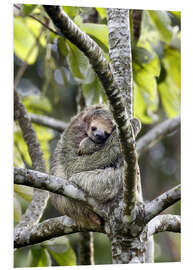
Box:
[144, 184, 181, 223]
[147, 214, 181, 236]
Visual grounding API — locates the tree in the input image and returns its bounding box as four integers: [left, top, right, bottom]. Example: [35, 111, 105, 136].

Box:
[14, 4, 181, 266]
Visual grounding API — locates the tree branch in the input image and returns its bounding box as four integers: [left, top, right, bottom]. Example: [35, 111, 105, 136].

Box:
[107, 8, 133, 118]
[136, 116, 180, 156]
[14, 91, 49, 232]
[147, 214, 181, 236]
[14, 167, 90, 204]
[144, 185, 181, 223]
[107, 8, 139, 220]
[14, 216, 104, 248]
[29, 113, 67, 132]
[132, 10, 143, 43]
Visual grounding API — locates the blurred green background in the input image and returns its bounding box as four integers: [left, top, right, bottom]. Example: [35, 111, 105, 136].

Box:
[14, 4, 180, 266]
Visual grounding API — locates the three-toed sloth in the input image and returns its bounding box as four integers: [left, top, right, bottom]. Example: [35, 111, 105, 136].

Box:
[50, 105, 141, 227]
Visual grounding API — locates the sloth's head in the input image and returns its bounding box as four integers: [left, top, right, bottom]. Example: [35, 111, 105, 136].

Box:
[88, 116, 115, 144]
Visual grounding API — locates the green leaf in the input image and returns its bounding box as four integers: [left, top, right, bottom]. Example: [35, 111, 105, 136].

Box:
[67, 41, 89, 81]
[80, 23, 108, 48]
[63, 6, 79, 19]
[159, 78, 180, 118]
[133, 63, 157, 101]
[96, 8, 107, 19]
[14, 195, 22, 223]
[14, 247, 32, 267]
[169, 11, 181, 20]
[158, 47, 180, 118]
[22, 4, 37, 16]
[162, 48, 181, 89]
[134, 82, 159, 123]
[135, 40, 161, 77]
[25, 17, 46, 47]
[23, 95, 52, 114]
[44, 237, 76, 266]
[58, 37, 69, 57]
[31, 246, 52, 267]
[148, 10, 173, 43]
[14, 185, 33, 202]
[14, 17, 38, 64]
[133, 62, 159, 123]
[132, 46, 154, 65]
[14, 125, 32, 167]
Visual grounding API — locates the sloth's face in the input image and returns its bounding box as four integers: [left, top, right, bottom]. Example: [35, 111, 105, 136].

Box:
[88, 118, 115, 144]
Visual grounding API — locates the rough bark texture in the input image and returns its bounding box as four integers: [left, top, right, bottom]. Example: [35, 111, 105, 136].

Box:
[107, 8, 133, 118]
[14, 167, 88, 203]
[14, 216, 104, 248]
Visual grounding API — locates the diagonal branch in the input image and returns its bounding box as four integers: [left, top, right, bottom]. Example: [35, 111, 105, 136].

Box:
[144, 184, 181, 223]
[137, 116, 180, 156]
[14, 216, 104, 248]
[147, 214, 181, 236]
[14, 91, 49, 231]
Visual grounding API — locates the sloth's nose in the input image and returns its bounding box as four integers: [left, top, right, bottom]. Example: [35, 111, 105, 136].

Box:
[95, 130, 106, 142]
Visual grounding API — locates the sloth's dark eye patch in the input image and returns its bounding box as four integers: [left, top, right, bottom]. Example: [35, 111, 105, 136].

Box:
[91, 126, 97, 131]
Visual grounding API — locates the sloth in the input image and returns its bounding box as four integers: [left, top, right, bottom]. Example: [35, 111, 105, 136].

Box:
[50, 105, 141, 227]
[77, 106, 116, 155]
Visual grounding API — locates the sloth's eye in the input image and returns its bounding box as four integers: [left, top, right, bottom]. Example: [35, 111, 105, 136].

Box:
[91, 126, 97, 131]
[104, 131, 110, 137]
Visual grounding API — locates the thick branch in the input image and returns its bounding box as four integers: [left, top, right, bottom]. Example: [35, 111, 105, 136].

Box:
[145, 185, 181, 223]
[107, 8, 133, 118]
[14, 91, 49, 231]
[14, 167, 89, 203]
[147, 215, 181, 236]
[107, 8, 138, 219]
[137, 116, 180, 156]
[29, 113, 67, 132]
[14, 216, 104, 248]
